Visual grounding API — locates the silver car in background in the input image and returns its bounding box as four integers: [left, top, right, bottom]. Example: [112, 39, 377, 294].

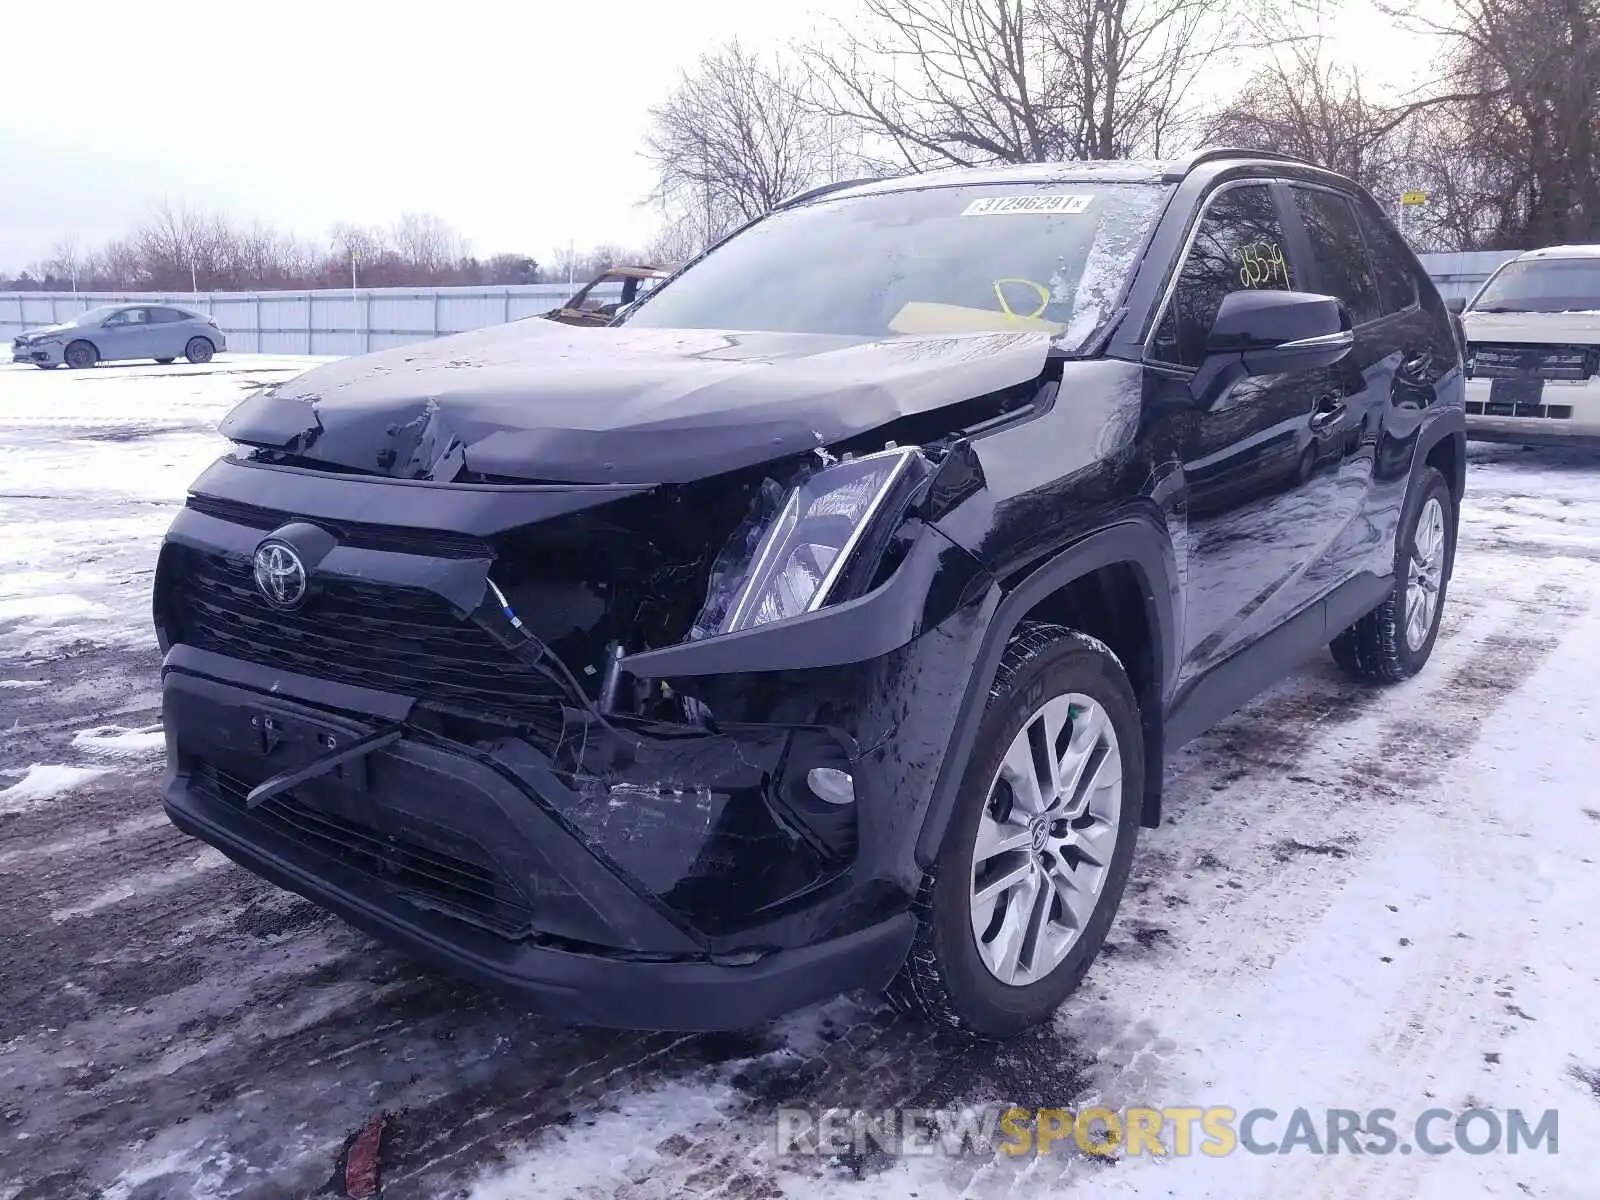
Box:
[11, 303, 227, 369]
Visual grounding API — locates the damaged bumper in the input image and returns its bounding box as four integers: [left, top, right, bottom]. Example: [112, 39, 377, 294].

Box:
[155, 456, 995, 1029]
[161, 661, 914, 1029]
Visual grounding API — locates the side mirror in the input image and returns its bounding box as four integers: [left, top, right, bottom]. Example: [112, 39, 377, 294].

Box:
[1445, 295, 1466, 315]
[1206, 289, 1353, 375]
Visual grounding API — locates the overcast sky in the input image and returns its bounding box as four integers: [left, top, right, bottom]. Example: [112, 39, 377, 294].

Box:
[0, 0, 1441, 273]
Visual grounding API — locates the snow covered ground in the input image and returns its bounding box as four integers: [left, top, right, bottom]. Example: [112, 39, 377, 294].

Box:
[0, 357, 1596, 1200]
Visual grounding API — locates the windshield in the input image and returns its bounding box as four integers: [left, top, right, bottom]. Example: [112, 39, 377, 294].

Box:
[67, 305, 124, 325]
[1470, 259, 1600, 314]
[623, 182, 1171, 350]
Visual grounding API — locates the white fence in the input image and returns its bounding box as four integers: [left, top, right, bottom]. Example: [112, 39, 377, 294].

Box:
[1418, 251, 1518, 304]
[1, 253, 1513, 357]
[0, 283, 621, 357]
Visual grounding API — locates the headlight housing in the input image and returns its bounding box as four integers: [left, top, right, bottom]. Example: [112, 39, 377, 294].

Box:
[708, 446, 919, 636]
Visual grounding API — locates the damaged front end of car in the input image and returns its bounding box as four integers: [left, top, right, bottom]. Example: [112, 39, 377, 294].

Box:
[153, 327, 1058, 1029]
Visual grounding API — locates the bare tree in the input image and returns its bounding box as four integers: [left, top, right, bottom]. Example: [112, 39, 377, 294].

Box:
[1379, 0, 1600, 248]
[392, 212, 466, 275]
[643, 212, 713, 267]
[1206, 46, 1403, 196]
[644, 40, 859, 253]
[541, 243, 644, 288]
[41, 235, 85, 290]
[801, 0, 1268, 171]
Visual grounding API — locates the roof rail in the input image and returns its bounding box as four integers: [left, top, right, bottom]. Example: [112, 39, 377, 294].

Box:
[1165, 146, 1313, 180]
[772, 177, 883, 210]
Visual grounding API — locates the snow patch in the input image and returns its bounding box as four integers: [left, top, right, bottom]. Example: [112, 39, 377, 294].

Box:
[0, 764, 108, 813]
[99, 1139, 250, 1200]
[0, 593, 106, 623]
[466, 1079, 738, 1199]
[0, 679, 46, 689]
[50, 848, 229, 922]
[72, 723, 166, 757]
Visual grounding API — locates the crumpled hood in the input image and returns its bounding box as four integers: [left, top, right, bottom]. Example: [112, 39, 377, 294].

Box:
[1463, 310, 1600, 345]
[218, 318, 1056, 484]
[17, 322, 71, 342]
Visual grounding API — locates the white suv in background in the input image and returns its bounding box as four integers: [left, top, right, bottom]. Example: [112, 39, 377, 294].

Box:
[1460, 244, 1600, 446]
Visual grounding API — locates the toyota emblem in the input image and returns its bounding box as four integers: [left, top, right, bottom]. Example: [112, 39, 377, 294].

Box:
[253, 540, 308, 609]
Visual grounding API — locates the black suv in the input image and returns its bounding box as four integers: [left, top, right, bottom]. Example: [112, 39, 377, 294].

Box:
[154, 150, 1464, 1038]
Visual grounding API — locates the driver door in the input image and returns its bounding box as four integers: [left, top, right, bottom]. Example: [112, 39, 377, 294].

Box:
[99, 307, 154, 359]
[1150, 180, 1351, 689]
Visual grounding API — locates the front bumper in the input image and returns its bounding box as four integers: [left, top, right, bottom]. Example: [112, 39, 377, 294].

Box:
[161, 656, 916, 1029]
[153, 457, 996, 1028]
[11, 342, 60, 365]
[1466, 377, 1600, 444]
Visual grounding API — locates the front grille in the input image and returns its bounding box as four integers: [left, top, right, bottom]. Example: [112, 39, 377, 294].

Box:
[166, 546, 567, 723]
[1469, 342, 1596, 380]
[193, 760, 537, 939]
[185, 495, 493, 559]
[1467, 400, 1574, 420]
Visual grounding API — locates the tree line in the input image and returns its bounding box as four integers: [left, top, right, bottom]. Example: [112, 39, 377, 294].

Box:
[643, 0, 1599, 256]
[0, 207, 616, 294]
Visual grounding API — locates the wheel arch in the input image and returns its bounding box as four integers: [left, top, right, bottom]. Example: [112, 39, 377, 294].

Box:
[914, 514, 1180, 867]
[1414, 412, 1466, 581]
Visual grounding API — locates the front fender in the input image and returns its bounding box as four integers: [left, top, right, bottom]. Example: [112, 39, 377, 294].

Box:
[912, 512, 1181, 867]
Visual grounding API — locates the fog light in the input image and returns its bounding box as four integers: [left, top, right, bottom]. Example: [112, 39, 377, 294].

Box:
[806, 767, 855, 806]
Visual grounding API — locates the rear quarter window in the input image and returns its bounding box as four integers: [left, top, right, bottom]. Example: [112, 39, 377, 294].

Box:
[1353, 201, 1419, 316]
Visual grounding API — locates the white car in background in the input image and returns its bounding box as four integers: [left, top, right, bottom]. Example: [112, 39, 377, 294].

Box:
[1459, 244, 1600, 446]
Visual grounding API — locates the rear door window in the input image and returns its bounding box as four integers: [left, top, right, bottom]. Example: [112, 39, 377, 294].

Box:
[1292, 187, 1382, 325]
[1151, 182, 1295, 368]
[1352, 201, 1418, 315]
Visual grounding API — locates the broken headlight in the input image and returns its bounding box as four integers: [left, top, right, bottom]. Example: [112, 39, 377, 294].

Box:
[712, 446, 919, 635]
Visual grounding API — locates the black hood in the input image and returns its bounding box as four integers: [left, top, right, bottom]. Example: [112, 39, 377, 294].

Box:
[218, 318, 1055, 484]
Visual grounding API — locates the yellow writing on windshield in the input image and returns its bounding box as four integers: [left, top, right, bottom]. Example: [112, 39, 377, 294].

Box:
[992, 278, 1053, 320]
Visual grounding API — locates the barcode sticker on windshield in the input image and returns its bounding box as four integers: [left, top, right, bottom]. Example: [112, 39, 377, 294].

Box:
[961, 194, 1093, 217]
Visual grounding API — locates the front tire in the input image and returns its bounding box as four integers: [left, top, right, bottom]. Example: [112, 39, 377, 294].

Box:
[35, 362, 58, 370]
[888, 624, 1144, 1039]
[1331, 465, 1455, 682]
[64, 340, 97, 369]
[155, 357, 175, 365]
[184, 337, 214, 364]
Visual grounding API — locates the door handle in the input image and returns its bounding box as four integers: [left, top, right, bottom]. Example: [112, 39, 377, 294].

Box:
[1399, 350, 1434, 380]
[1310, 393, 1346, 431]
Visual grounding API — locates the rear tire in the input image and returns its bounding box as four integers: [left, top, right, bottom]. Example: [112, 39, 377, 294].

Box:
[887, 624, 1143, 1039]
[1331, 465, 1454, 682]
[184, 337, 214, 364]
[64, 340, 97, 369]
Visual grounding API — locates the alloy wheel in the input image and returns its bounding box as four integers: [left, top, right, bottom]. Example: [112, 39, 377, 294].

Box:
[970, 692, 1123, 986]
[1405, 496, 1446, 651]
